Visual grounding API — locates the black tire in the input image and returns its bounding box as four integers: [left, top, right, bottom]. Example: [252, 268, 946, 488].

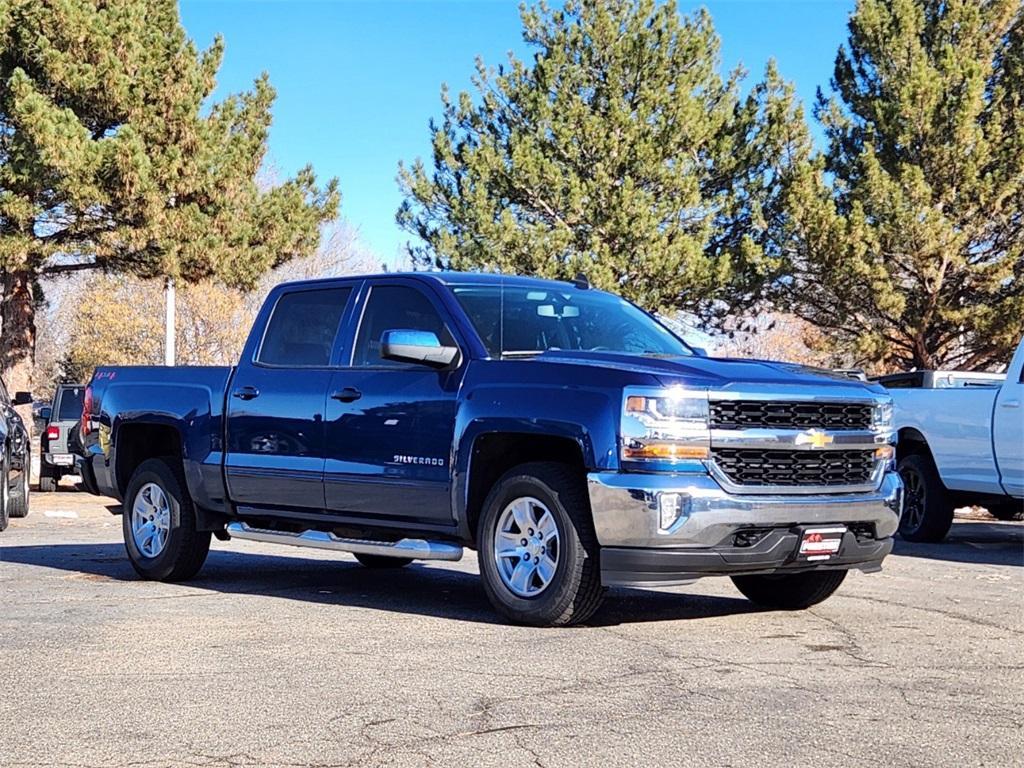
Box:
[122, 457, 211, 582]
[0, 452, 9, 532]
[354, 553, 413, 569]
[477, 461, 605, 627]
[898, 453, 954, 542]
[8, 464, 29, 518]
[38, 470, 57, 493]
[78, 459, 101, 495]
[987, 499, 1024, 522]
[732, 570, 848, 610]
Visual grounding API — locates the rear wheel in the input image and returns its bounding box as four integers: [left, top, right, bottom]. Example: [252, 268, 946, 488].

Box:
[477, 462, 604, 627]
[0, 453, 9, 532]
[38, 469, 57, 493]
[987, 500, 1024, 522]
[8, 464, 29, 518]
[897, 453, 954, 542]
[732, 570, 847, 610]
[123, 457, 211, 582]
[354, 553, 413, 569]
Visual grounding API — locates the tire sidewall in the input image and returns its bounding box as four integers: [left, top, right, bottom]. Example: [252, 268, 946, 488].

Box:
[0, 452, 9, 531]
[122, 461, 190, 580]
[897, 457, 928, 537]
[897, 454, 952, 541]
[477, 473, 585, 624]
[9, 462, 29, 518]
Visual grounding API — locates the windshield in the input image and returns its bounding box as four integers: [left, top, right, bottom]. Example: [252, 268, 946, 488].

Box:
[451, 284, 693, 358]
[56, 386, 84, 421]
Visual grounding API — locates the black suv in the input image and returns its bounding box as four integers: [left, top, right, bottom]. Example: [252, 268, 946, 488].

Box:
[0, 379, 32, 530]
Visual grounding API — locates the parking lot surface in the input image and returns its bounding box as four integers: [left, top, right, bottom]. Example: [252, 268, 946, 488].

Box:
[1, 487, 1022, 768]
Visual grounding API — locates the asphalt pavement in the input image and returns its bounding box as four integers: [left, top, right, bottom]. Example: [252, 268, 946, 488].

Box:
[1, 485, 1021, 767]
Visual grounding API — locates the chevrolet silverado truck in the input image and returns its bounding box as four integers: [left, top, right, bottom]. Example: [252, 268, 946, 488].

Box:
[881, 337, 1024, 541]
[80, 272, 902, 626]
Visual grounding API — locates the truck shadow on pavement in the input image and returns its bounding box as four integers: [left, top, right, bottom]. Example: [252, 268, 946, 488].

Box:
[893, 520, 1024, 567]
[0, 542, 761, 626]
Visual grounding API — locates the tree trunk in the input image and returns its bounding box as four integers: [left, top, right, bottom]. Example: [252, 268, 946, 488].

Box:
[1, 269, 38, 433]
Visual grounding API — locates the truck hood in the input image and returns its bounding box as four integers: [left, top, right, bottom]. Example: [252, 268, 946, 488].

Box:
[534, 350, 886, 395]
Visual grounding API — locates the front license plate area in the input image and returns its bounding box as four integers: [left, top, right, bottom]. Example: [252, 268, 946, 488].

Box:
[797, 526, 847, 561]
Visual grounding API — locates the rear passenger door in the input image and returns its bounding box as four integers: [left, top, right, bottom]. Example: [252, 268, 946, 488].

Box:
[225, 284, 356, 514]
[323, 280, 465, 526]
[994, 342, 1024, 496]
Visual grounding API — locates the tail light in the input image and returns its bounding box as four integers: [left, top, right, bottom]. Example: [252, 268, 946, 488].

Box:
[46, 424, 60, 441]
[81, 385, 93, 436]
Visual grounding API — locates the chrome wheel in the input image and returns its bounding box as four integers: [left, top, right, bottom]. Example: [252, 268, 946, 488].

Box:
[493, 496, 560, 598]
[131, 482, 171, 558]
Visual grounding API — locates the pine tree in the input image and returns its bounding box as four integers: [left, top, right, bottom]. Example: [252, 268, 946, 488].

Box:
[778, 0, 1024, 371]
[398, 0, 805, 320]
[0, 0, 339, 394]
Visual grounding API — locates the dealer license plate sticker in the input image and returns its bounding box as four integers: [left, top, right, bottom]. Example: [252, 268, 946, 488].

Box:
[798, 526, 847, 561]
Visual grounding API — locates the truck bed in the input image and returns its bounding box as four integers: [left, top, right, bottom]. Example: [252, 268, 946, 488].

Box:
[82, 366, 235, 510]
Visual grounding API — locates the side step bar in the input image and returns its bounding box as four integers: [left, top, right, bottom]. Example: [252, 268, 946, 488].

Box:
[225, 522, 463, 562]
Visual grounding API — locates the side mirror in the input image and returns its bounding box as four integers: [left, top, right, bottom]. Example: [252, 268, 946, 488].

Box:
[12, 391, 32, 406]
[39, 406, 52, 422]
[380, 329, 459, 368]
[690, 346, 708, 357]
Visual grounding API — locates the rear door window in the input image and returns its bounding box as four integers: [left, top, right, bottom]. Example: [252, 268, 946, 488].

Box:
[257, 287, 352, 367]
[56, 387, 84, 420]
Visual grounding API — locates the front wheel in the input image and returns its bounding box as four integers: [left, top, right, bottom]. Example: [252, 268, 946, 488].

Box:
[732, 570, 847, 610]
[123, 457, 211, 582]
[898, 453, 954, 542]
[477, 462, 605, 627]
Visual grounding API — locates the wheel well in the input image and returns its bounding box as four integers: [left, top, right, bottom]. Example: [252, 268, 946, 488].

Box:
[464, 432, 586, 544]
[115, 423, 183, 498]
[896, 427, 932, 463]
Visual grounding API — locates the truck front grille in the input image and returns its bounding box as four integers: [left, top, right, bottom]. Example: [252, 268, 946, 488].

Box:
[710, 400, 872, 430]
[711, 448, 876, 488]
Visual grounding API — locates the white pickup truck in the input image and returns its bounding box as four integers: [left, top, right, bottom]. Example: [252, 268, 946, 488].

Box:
[878, 338, 1024, 541]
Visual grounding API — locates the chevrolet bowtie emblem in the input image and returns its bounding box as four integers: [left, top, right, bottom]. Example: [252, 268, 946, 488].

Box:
[796, 429, 835, 449]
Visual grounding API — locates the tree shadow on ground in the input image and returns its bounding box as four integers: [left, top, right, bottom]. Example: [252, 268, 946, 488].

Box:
[0, 540, 762, 626]
[893, 519, 1024, 567]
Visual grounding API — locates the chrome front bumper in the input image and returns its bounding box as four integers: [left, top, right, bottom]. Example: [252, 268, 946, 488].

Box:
[588, 470, 903, 587]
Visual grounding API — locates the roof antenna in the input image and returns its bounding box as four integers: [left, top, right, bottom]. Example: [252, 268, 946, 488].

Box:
[572, 272, 590, 290]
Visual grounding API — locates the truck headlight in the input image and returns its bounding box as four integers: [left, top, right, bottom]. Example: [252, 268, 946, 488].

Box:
[872, 399, 894, 430]
[621, 386, 710, 467]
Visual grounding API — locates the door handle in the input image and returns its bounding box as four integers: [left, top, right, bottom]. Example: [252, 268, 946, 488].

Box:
[331, 387, 362, 403]
[232, 386, 260, 401]
[1001, 399, 1021, 409]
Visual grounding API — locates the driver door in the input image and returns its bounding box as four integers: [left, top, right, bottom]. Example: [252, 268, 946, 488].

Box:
[323, 280, 465, 526]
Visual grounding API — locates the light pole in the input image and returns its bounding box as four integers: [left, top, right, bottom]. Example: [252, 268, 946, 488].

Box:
[164, 277, 176, 366]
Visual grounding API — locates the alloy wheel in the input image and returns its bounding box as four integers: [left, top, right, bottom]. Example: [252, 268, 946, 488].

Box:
[493, 496, 560, 598]
[131, 482, 171, 558]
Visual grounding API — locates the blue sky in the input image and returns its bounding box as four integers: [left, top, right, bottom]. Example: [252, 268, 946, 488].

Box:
[179, 0, 856, 268]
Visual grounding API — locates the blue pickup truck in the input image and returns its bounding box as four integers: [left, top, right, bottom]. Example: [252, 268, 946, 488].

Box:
[80, 272, 903, 625]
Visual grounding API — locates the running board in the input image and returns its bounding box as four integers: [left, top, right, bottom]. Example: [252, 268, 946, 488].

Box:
[225, 522, 463, 562]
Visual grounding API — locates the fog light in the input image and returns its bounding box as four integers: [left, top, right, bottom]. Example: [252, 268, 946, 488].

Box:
[657, 492, 687, 532]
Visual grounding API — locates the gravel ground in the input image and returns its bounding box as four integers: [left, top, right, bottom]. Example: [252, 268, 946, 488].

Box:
[1, 486, 1021, 768]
